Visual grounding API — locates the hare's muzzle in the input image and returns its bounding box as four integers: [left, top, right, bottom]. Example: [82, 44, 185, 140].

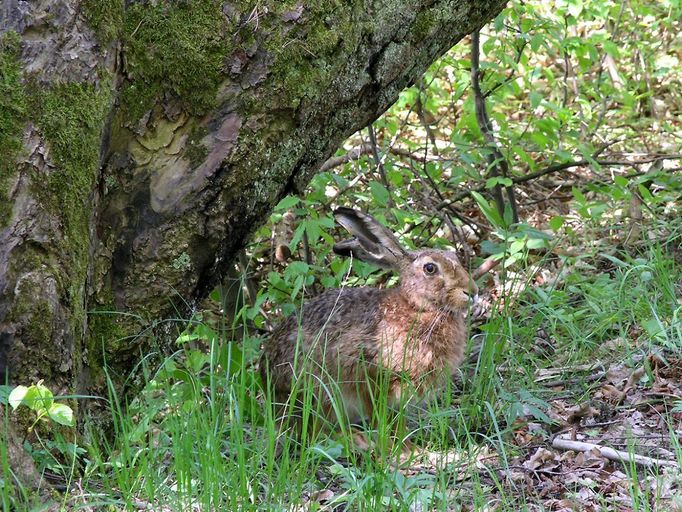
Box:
[462, 290, 478, 305]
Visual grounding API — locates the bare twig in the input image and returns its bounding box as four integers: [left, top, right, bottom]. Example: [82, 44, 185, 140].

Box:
[471, 30, 519, 223]
[237, 250, 258, 306]
[552, 437, 679, 469]
[435, 153, 682, 211]
[319, 143, 373, 172]
[367, 123, 396, 209]
[415, 80, 439, 155]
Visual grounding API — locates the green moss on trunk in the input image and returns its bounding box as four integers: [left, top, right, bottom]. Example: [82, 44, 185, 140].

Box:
[0, 31, 28, 227]
[1, 57, 113, 384]
[121, 0, 235, 121]
[28, 81, 112, 350]
[81, 0, 125, 45]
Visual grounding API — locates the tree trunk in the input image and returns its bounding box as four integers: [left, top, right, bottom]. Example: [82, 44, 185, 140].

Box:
[0, 0, 505, 426]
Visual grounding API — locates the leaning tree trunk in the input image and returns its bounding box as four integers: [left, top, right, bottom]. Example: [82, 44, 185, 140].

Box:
[0, 0, 506, 424]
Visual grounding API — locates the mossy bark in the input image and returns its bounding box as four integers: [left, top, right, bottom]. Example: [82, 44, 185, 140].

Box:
[0, 0, 506, 485]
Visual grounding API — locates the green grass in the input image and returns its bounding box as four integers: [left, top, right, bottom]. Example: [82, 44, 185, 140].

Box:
[2, 236, 681, 510]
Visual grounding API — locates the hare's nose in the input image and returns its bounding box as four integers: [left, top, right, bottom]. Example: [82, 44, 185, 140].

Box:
[463, 290, 478, 303]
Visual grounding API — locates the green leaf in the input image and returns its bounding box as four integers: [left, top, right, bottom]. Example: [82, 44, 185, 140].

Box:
[613, 175, 629, 187]
[291, 274, 305, 299]
[302, 219, 319, 244]
[567, 0, 583, 18]
[209, 287, 221, 302]
[0, 385, 12, 405]
[274, 195, 300, 211]
[549, 216, 565, 231]
[218, 342, 245, 376]
[369, 181, 390, 207]
[187, 350, 209, 373]
[526, 238, 548, 250]
[637, 184, 655, 203]
[471, 191, 505, 228]
[8, 385, 28, 410]
[289, 223, 305, 249]
[24, 384, 54, 412]
[602, 40, 620, 58]
[47, 403, 75, 427]
[509, 239, 526, 254]
[176, 332, 201, 344]
[529, 91, 543, 109]
[572, 187, 587, 204]
[485, 176, 513, 188]
[286, 261, 310, 277]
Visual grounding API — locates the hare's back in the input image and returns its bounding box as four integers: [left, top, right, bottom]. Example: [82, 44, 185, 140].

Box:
[300, 287, 386, 335]
[264, 287, 386, 366]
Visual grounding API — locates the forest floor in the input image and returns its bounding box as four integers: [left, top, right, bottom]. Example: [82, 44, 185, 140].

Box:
[30, 214, 681, 512]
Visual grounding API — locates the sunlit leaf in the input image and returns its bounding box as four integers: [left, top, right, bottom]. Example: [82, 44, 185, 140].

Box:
[47, 403, 75, 427]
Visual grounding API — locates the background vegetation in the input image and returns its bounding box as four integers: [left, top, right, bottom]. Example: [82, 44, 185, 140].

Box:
[2, 0, 682, 509]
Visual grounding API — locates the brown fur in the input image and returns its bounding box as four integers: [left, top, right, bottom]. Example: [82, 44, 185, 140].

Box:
[260, 246, 478, 429]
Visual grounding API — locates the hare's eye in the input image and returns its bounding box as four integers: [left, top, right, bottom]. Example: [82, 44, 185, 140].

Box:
[423, 262, 438, 275]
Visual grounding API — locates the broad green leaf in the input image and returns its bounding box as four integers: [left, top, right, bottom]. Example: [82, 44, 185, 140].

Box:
[602, 40, 620, 58]
[218, 342, 245, 376]
[369, 181, 390, 207]
[187, 350, 209, 373]
[572, 187, 587, 204]
[303, 219, 321, 244]
[289, 223, 306, 249]
[526, 238, 548, 250]
[486, 176, 513, 188]
[8, 385, 28, 410]
[510, 240, 526, 254]
[614, 175, 629, 187]
[47, 403, 75, 427]
[286, 261, 310, 277]
[549, 216, 565, 231]
[567, 0, 583, 17]
[291, 274, 305, 300]
[24, 384, 53, 412]
[637, 185, 655, 203]
[0, 385, 12, 405]
[471, 191, 505, 228]
[529, 91, 543, 109]
[176, 333, 202, 344]
[274, 195, 300, 211]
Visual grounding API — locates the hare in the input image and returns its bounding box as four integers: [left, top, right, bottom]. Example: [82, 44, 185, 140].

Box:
[260, 207, 493, 438]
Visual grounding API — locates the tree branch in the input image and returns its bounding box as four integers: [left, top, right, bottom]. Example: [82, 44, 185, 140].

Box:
[436, 153, 682, 211]
[471, 30, 519, 223]
[552, 437, 679, 470]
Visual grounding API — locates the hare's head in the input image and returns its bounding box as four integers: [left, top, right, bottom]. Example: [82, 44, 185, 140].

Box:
[400, 250, 477, 312]
[333, 208, 487, 313]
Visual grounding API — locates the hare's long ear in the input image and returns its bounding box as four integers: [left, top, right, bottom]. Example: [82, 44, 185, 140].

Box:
[332, 207, 408, 269]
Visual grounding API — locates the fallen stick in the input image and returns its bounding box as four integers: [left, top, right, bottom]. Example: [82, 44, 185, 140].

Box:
[552, 437, 679, 470]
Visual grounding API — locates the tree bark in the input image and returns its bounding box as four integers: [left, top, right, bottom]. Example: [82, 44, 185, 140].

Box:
[0, 0, 506, 427]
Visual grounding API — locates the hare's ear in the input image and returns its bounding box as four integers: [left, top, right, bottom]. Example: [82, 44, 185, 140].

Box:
[332, 207, 408, 269]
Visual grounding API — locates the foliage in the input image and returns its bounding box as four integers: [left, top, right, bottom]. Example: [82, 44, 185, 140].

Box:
[246, 0, 681, 320]
[4, 0, 682, 508]
[7, 381, 74, 428]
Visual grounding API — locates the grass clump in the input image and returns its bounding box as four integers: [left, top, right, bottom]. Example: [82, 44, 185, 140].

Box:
[4, 237, 681, 510]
